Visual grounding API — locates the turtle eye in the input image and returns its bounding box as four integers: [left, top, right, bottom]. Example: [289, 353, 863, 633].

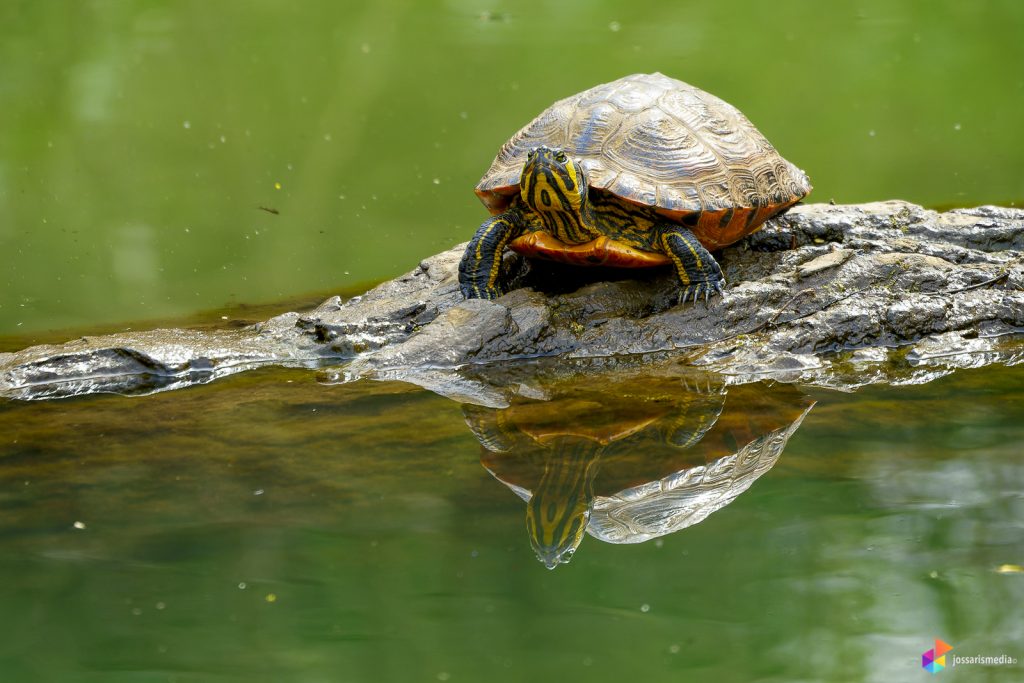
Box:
[527, 148, 536, 159]
[554, 151, 568, 163]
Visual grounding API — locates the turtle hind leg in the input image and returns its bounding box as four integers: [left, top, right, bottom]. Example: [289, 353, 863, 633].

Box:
[657, 225, 725, 305]
[458, 209, 526, 299]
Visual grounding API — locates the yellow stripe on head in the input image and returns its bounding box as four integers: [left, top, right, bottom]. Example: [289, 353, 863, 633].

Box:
[520, 147, 584, 213]
[519, 147, 590, 244]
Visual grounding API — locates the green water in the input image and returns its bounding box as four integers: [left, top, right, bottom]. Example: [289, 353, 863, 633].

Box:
[1, 361, 1022, 681]
[2, 1, 1024, 335]
[2, 2, 1023, 681]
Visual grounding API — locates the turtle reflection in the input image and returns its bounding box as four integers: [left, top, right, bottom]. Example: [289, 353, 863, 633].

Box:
[463, 374, 813, 569]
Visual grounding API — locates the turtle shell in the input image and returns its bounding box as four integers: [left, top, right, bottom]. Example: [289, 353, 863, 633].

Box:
[476, 72, 812, 250]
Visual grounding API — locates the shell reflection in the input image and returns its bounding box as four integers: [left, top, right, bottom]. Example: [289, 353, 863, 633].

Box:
[463, 372, 813, 568]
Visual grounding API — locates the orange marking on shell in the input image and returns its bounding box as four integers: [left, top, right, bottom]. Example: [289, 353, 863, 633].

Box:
[688, 197, 801, 250]
[476, 187, 518, 215]
[509, 232, 671, 268]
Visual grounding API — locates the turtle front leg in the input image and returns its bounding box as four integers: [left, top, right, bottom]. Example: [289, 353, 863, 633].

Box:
[657, 225, 726, 304]
[458, 209, 526, 299]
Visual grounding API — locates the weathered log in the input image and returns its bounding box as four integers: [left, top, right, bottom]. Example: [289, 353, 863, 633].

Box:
[2, 201, 1022, 400]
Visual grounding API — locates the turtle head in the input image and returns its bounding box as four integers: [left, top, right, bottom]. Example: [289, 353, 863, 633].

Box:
[527, 488, 592, 570]
[525, 442, 599, 570]
[519, 146, 589, 219]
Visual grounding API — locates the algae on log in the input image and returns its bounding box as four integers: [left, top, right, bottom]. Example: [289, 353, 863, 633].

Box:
[1, 201, 1023, 400]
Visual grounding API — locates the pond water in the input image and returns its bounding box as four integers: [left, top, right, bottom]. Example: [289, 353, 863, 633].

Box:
[1, 359, 1022, 681]
[2, 2, 1023, 681]
[2, 1, 1023, 335]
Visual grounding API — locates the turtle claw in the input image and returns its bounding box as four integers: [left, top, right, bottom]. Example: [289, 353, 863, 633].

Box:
[677, 280, 726, 307]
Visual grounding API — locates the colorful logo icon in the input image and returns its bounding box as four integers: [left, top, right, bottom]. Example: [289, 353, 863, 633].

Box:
[922, 639, 953, 674]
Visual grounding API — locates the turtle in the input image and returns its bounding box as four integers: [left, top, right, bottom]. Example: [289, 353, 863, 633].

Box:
[458, 72, 812, 302]
[464, 374, 815, 569]
[463, 372, 731, 569]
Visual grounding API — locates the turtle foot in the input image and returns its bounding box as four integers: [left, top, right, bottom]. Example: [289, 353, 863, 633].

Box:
[460, 282, 500, 300]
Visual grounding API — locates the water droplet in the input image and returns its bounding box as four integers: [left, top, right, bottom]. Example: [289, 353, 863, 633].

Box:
[253, 489, 264, 496]
[640, 603, 650, 613]
[953, 123, 961, 131]
[238, 582, 247, 590]
[609, 21, 621, 32]
[432, 178, 441, 185]
[183, 120, 191, 129]
[131, 607, 143, 616]
[73, 521, 86, 530]
[324, 133, 332, 141]
[669, 644, 680, 654]
[360, 43, 371, 54]
[437, 673, 450, 681]
[274, 182, 282, 190]
[868, 130, 876, 137]
[265, 593, 277, 603]
[155, 602, 166, 610]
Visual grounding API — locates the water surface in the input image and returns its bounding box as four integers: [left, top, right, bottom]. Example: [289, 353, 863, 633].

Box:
[1, 360, 1021, 681]
[3, 1, 1023, 334]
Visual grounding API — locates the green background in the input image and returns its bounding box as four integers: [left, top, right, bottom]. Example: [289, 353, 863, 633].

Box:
[2, 0, 1023, 335]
